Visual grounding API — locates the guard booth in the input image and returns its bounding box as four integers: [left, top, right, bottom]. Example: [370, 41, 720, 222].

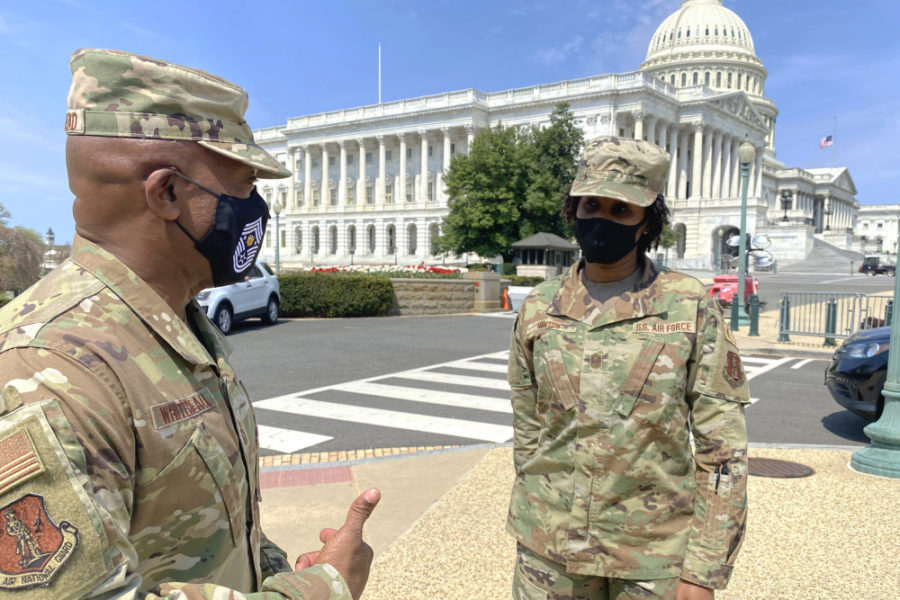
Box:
[511, 232, 579, 279]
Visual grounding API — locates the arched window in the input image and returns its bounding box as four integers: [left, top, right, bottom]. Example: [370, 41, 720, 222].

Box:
[714, 27, 718, 36]
[705, 27, 709, 36]
[737, 73, 742, 89]
[716, 72, 722, 87]
[670, 74, 676, 85]
[407, 224, 417, 255]
[312, 226, 320, 254]
[387, 225, 396, 255]
[727, 72, 732, 88]
[347, 225, 356, 254]
[429, 223, 440, 255]
[705, 72, 710, 86]
[693, 72, 698, 85]
[677, 29, 681, 39]
[681, 72, 687, 86]
[329, 226, 337, 254]
[367, 224, 376, 254]
[294, 227, 302, 253]
[686, 28, 690, 38]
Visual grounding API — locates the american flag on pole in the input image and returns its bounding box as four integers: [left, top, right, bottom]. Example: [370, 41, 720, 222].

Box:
[818, 135, 833, 149]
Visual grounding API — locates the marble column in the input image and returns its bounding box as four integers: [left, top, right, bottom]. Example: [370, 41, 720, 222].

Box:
[321, 144, 330, 205]
[712, 132, 723, 199]
[398, 133, 407, 203]
[647, 116, 656, 144]
[303, 145, 312, 209]
[338, 141, 347, 205]
[702, 128, 713, 199]
[419, 129, 429, 202]
[678, 130, 689, 200]
[730, 139, 740, 199]
[377, 135, 386, 204]
[666, 126, 678, 200]
[753, 150, 763, 200]
[441, 127, 451, 204]
[287, 147, 296, 211]
[691, 124, 704, 200]
[357, 138, 366, 204]
[633, 112, 644, 141]
[466, 124, 475, 153]
[720, 137, 732, 200]
[656, 121, 667, 150]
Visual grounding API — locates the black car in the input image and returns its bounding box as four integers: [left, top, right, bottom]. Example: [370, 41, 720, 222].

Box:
[825, 326, 890, 421]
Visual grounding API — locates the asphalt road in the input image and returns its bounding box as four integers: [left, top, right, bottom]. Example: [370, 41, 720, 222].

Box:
[226, 313, 872, 453]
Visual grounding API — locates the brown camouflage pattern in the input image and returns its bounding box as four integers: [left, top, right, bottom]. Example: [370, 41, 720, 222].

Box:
[507, 258, 749, 590]
[0, 237, 350, 599]
[569, 137, 670, 207]
[66, 48, 290, 179]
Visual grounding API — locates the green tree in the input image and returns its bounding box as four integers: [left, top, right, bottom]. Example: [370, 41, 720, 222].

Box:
[438, 103, 584, 261]
[0, 204, 44, 293]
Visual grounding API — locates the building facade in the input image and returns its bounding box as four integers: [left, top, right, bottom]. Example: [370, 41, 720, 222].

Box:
[857, 205, 900, 258]
[254, 0, 865, 271]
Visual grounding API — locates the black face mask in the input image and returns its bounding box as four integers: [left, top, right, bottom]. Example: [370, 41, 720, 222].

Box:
[170, 170, 269, 287]
[575, 216, 645, 265]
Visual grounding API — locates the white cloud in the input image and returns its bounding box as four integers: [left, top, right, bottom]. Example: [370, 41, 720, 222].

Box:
[534, 35, 584, 66]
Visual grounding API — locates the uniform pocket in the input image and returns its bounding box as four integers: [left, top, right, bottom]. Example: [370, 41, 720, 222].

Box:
[611, 340, 665, 418]
[700, 470, 732, 550]
[132, 423, 244, 552]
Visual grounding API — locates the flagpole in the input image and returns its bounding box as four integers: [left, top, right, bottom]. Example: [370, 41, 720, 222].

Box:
[832, 115, 836, 168]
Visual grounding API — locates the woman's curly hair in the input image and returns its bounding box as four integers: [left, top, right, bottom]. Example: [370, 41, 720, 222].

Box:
[562, 193, 670, 254]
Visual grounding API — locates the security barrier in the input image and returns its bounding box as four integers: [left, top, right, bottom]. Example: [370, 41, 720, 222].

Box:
[778, 292, 893, 343]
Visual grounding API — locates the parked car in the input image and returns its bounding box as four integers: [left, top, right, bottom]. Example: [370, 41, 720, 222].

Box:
[824, 326, 890, 421]
[708, 274, 758, 306]
[196, 263, 280, 334]
[858, 255, 895, 276]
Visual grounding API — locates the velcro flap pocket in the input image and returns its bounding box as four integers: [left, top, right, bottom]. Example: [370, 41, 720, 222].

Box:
[613, 340, 665, 418]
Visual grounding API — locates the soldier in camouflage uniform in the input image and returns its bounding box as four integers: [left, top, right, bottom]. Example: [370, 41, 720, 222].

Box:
[0, 49, 379, 599]
[507, 138, 749, 600]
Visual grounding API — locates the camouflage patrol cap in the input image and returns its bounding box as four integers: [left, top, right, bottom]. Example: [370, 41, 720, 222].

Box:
[65, 48, 290, 179]
[569, 136, 669, 207]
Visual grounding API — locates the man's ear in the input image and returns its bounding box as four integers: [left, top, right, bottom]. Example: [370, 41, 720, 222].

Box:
[145, 168, 181, 221]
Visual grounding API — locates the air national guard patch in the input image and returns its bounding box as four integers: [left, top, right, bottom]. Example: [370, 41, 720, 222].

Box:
[233, 216, 265, 273]
[0, 494, 78, 589]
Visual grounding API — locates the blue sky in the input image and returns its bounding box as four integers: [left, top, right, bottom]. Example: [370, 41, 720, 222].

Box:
[2, 0, 897, 244]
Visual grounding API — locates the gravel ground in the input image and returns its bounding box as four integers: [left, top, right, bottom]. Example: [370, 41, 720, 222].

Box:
[364, 446, 899, 600]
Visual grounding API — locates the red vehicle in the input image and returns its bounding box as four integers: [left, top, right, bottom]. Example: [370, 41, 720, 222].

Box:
[709, 274, 758, 306]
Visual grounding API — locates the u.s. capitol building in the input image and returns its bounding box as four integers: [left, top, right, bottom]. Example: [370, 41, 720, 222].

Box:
[254, 0, 860, 270]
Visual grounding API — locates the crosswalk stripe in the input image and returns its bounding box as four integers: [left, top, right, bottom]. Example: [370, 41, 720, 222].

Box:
[392, 370, 509, 390]
[441, 360, 508, 374]
[256, 425, 333, 453]
[254, 397, 513, 443]
[744, 357, 794, 381]
[330, 381, 512, 413]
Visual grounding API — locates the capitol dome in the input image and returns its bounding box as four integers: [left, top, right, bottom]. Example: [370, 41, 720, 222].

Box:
[640, 0, 768, 100]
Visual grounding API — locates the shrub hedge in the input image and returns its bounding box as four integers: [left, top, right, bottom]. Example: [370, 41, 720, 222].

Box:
[505, 275, 545, 287]
[278, 273, 395, 318]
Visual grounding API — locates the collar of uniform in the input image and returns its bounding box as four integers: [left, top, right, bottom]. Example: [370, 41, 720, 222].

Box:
[547, 256, 665, 328]
[70, 236, 217, 368]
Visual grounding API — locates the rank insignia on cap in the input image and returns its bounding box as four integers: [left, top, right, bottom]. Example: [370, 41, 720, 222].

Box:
[723, 351, 746, 388]
[0, 429, 45, 497]
[0, 494, 78, 589]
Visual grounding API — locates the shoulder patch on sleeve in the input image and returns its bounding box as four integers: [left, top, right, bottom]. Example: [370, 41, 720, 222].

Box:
[0, 429, 45, 496]
[0, 406, 115, 598]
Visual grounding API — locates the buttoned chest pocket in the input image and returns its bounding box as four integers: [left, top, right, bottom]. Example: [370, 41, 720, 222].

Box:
[531, 328, 581, 421]
[609, 339, 690, 434]
[130, 422, 247, 561]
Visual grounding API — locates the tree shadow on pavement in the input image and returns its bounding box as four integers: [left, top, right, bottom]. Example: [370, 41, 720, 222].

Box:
[821, 411, 871, 444]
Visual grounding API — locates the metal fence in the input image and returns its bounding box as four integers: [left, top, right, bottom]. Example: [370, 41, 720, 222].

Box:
[778, 292, 893, 342]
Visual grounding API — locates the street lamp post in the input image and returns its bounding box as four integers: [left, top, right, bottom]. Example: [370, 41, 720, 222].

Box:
[272, 199, 282, 274]
[731, 138, 755, 331]
[851, 219, 900, 478]
[781, 190, 792, 222]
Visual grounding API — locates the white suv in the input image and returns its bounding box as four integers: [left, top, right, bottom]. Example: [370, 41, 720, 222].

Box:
[196, 263, 281, 334]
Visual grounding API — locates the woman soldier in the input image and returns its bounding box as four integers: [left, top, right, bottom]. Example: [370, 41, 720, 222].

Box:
[507, 137, 750, 600]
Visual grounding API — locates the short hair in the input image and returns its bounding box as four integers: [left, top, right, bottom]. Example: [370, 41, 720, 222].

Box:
[562, 193, 670, 254]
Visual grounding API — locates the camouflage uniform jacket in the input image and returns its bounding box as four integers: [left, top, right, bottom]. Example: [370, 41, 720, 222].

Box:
[506, 258, 749, 590]
[0, 237, 351, 599]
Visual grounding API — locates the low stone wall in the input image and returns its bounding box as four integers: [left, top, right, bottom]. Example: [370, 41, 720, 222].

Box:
[389, 278, 476, 315]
